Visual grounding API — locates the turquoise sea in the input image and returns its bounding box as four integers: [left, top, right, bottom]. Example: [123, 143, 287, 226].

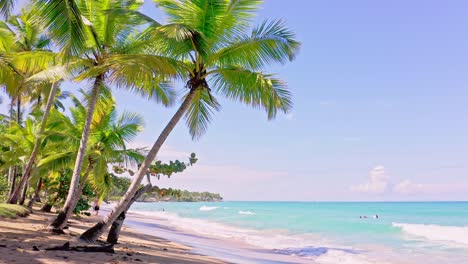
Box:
[126, 202, 468, 263]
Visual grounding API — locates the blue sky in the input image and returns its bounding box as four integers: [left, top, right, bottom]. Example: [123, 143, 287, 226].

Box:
[5, 0, 468, 201]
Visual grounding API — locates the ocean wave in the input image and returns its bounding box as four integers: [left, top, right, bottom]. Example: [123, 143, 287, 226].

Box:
[130, 210, 383, 263]
[133, 210, 322, 249]
[274, 247, 385, 263]
[238, 210, 255, 215]
[199, 206, 218, 211]
[393, 222, 468, 246]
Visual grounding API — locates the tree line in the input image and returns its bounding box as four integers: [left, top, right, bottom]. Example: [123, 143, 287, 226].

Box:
[108, 175, 223, 202]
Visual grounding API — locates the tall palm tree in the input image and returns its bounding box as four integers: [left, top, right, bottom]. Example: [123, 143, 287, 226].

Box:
[80, 0, 300, 242]
[33, 0, 182, 231]
[0, 8, 57, 203]
[4, 9, 58, 203]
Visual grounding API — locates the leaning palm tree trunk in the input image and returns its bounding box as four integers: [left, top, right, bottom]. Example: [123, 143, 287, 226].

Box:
[77, 162, 94, 197]
[107, 183, 152, 244]
[8, 83, 59, 204]
[80, 88, 197, 242]
[49, 75, 103, 231]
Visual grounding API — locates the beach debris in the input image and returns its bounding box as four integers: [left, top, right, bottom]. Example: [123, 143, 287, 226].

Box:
[45, 242, 115, 253]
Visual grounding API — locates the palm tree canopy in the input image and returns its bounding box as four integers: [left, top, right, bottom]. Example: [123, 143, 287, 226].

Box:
[148, 0, 300, 138]
[33, 0, 183, 106]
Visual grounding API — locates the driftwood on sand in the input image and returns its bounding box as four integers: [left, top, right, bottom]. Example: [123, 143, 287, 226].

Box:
[45, 242, 115, 253]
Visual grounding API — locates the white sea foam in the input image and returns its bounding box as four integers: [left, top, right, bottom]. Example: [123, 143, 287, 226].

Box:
[199, 205, 218, 211]
[238, 210, 255, 215]
[315, 250, 388, 264]
[132, 210, 321, 249]
[393, 222, 468, 246]
[130, 209, 379, 264]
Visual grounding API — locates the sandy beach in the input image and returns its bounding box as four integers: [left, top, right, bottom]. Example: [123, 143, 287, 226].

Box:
[0, 208, 227, 264]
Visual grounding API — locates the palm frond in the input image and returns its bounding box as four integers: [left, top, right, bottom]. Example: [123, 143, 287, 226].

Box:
[212, 67, 292, 119]
[184, 88, 221, 139]
[0, 0, 14, 19]
[34, 0, 87, 57]
[209, 19, 300, 70]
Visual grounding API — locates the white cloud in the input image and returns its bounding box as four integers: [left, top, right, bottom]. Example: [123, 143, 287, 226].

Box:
[393, 180, 424, 194]
[394, 179, 468, 195]
[351, 165, 389, 194]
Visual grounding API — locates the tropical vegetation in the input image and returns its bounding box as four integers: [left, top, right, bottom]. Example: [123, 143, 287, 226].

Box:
[0, 0, 299, 247]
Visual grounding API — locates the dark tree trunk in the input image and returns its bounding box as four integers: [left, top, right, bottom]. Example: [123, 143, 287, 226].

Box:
[40, 203, 53, 213]
[18, 180, 28, 205]
[27, 178, 43, 209]
[106, 184, 151, 244]
[16, 96, 21, 125]
[41, 191, 60, 212]
[106, 211, 125, 244]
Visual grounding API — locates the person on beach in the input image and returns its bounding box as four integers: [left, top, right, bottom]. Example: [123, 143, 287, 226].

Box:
[93, 199, 100, 216]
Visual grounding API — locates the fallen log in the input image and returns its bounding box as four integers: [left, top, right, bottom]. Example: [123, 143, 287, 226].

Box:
[45, 242, 114, 253]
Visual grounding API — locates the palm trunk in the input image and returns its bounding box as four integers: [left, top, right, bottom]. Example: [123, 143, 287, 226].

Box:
[106, 183, 152, 244]
[80, 88, 197, 242]
[18, 180, 28, 205]
[16, 96, 21, 125]
[7, 98, 15, 190]
[78, 162, 94, 196]
[8, 167, 17, 198]
[41, 193, 59, 212]
[27, 178, 43, 209]
[8, 83, 59, 204]
[49, 75, 103, 231]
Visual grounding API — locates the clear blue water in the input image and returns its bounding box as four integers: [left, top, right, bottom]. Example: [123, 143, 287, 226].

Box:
[129, 201, 468, 263]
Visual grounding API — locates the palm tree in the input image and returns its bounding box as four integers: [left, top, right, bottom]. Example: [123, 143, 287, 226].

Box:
[74, 88, 145, 200]
[33, 0, 182, 231]
[80, 0, 300, 242]
[31, 89, 143, 214]
[4, 8, 59, 204]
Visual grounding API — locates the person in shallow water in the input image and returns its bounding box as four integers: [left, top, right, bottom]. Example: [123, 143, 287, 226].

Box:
[359, 214, 379, 219]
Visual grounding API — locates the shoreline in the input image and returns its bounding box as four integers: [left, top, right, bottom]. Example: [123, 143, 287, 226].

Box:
[122, 201, 468, 264]
[124, 209, 315, 264]
[0, 208, 227, 264]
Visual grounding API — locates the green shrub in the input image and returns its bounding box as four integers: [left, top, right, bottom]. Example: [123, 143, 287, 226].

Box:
[0, 204, 30, 218]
